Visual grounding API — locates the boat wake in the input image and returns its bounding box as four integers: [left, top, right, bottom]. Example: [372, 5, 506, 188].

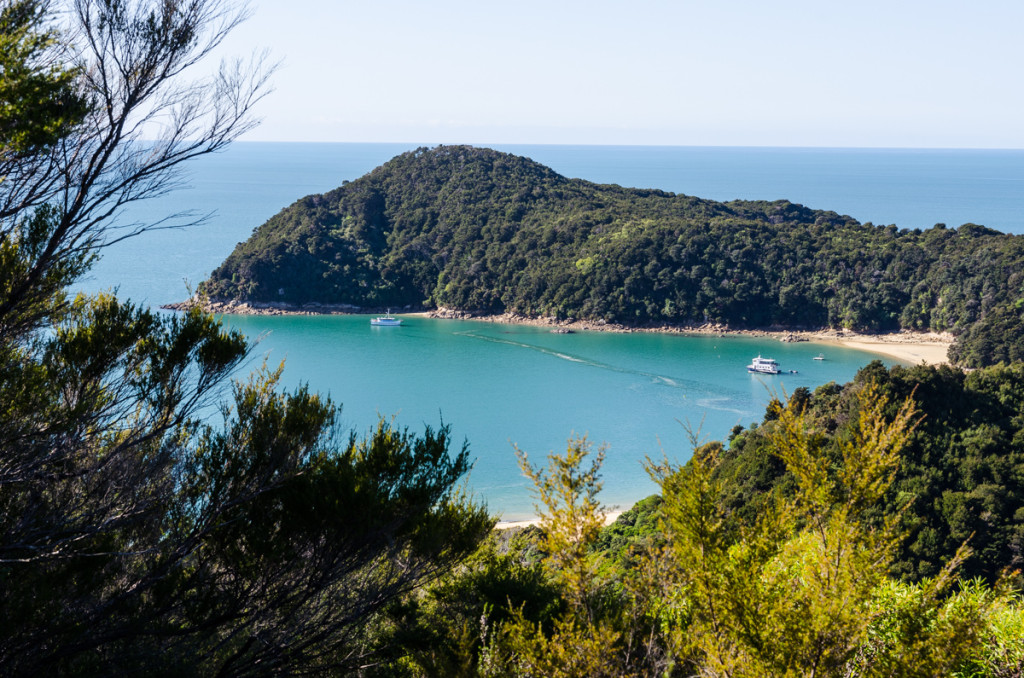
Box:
[694, 396, 750, 416]
[553, 352, 588, 364]
[454, 331, 740, 403]
[450, 330, 762, 421]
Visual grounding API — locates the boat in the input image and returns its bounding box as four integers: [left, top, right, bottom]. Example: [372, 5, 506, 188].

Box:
[370, 310, 402, 326]
[813, 353, 825, 361]
[747, 355, 781, 374]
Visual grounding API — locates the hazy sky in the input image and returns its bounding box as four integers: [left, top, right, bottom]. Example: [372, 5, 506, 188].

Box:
[214, 0, 1024, 148]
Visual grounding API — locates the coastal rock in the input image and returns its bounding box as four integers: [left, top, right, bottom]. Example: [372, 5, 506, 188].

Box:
[160, 298, 365, 316]
[429, 308, 477, 320]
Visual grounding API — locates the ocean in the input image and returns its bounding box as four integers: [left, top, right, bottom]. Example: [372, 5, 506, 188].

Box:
[81, 143, 1024, 518]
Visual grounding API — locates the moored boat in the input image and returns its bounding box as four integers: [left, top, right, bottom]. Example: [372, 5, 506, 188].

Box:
[370, 310, 402, 326]
[747, 355, 781, 374]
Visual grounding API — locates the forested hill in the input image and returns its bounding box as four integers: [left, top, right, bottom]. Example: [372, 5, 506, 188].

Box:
[201, 145, 1024, 367]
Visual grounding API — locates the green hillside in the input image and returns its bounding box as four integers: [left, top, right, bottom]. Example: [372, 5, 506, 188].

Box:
[201, 145, 1024, 367]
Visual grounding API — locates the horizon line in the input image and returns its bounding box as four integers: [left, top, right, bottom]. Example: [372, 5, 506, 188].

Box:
[226, 140, 1024, 152]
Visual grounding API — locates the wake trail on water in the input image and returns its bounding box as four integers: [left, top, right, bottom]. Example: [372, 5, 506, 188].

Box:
[454, 330, 752, 413]
[694, 396, 750, 416]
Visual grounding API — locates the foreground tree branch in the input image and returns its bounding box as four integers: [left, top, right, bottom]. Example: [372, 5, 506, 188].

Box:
[0, 0, 274, 338]
[0, 2, 492, 673]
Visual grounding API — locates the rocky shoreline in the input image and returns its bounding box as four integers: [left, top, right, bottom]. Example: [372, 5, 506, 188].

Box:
[161, 298, 410, 316]
[163, 298, 953, 364]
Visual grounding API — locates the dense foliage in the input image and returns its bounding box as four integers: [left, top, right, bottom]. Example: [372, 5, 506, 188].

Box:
[719, 360, 1024, 586]
[202, 145, 1024, 367]
[606, 362, 1024, 589]
[0, 2, 490, 674]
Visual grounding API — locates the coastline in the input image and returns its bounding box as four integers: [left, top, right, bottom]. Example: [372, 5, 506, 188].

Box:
[427, 308, 952, 366]
[495, 510, 624, 531]
[163, 299, 952, 366]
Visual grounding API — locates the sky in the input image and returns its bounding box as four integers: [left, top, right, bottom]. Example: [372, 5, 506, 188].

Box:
[211, 0, 1024, 148]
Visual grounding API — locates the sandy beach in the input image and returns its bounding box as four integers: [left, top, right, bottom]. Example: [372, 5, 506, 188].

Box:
[424, 309, 952, 366]
[809, 334, 950, 366]
[495, 510, 624, 531]
[164, 299, 952, 366]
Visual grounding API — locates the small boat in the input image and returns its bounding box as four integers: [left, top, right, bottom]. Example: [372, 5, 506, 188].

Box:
[813, 353, 825, 361]
[747, 355, 781, 374]
[370, 310, 402, 326]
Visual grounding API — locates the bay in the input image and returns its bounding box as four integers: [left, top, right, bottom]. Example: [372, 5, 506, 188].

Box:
[224, 314, 871, 519]
[79, 143, 1024, 519]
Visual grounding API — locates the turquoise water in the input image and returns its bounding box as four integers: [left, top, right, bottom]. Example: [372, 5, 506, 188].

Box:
[79, 143, 1024, 518]
[223, 314, 872, 519]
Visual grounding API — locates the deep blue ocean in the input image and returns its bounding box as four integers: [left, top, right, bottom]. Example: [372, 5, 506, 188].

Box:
[81, 143, 1024, 519]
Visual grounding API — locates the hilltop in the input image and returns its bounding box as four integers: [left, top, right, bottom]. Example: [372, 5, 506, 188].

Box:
[200, 145, 1024, 367]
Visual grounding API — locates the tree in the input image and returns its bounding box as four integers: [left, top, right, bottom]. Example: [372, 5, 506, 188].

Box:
[0, 1, 491, 674]
[649, 382, 1022, 676]
[477, 437, 625, 678]
[1, 0, 271, 337]
[515, 435, 608, 619]
[0, 0, 88, 155]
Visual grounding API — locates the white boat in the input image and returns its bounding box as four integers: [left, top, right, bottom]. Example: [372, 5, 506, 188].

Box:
[747, 355, 781, 374]
[370, 310, 402, 326]
[813, 353, 825, 361]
